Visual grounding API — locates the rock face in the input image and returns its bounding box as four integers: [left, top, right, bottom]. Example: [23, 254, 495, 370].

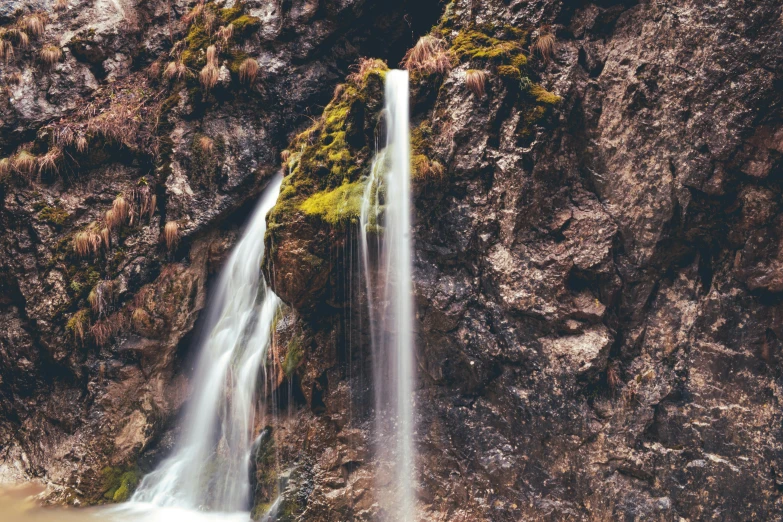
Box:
[1, 0, 783, 520]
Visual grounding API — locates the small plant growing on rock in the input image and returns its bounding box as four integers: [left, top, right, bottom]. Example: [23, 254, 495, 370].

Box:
[40, 45, 64, 66]
[20, 13, 47, 38]
[112, 194, 130, 224]
[532, 29, 556, 63]
[54, 0, 68, 11]
[164, 221, 180, 250]
[73, 228, 103, 257]
[346, 57, 387, 84]
[75, 135, 88, 153]
[465, 69, 487, 97]
[0, 39, 14, 64]
[105, 209, 119, 231]
[0, 158, 10, 178]
[238, 57, 259, 84]
[216, 24, 233, 44]
[182, 1, 205, 26]
[164, 60, 190, 81]
[66, 309, 90, 344]
[402, 35, 452, 75]
[198, 136, 214, 154]
[37, 147, 62, 175]
[200, 63, 219, 90]
[131, 307, 151, 331]
[13, 150, 36, 176]
[88, 281, 114, 317]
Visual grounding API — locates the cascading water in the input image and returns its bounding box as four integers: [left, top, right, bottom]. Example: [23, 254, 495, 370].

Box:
[110, 173, 284, 521]
[360, 70, 416, 521]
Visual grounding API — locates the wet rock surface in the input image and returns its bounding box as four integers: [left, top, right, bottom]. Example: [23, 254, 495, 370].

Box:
[1, 0, 783, 520]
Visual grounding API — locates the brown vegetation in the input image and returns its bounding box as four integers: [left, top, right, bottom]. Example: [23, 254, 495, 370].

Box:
[199, 63, 219, 90]
[37, 147, 62, 174]
[20, 13, 47, 38]
[164, 221, 180, 250]
[112, 195, 130, 224]
[465, 69, 487, 97]
[164, 60, 189, 81]
[13, 150, 36, 176]
[239, 57, 259, 84]
[402, 35, 452, 75]
[73, 229, 103, 257]
[532, 31, 556, 62]
[199, 136, 214, 154]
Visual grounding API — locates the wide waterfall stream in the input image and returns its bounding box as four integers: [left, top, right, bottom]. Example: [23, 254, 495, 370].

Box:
[112, 172, 284, 521]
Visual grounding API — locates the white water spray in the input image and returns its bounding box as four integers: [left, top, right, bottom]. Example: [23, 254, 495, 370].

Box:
[360, 69, 416, 521]
[113, 173, 283, 519]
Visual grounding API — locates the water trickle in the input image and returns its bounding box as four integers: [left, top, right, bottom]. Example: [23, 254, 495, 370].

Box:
[114, 173, 284, 519]
[360, 69, 416, 521]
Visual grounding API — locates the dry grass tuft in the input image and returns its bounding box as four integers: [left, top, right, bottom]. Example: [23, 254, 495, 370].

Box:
[199, 63, 219, 90]
[280, 149, 291, 164]
[5, 28, 29, 49]
[402, 35, 452, 75]
[131, 307, 151, 330]
[7, 71, 22, 84]
[148, 194, 157, 222]
[73, 229, 103, 257]
[238, 57, 259, 84]
[37, 147, 62, 174]
[164, 60, 189, 81]
[105, 209, 120, 230]
[203, 10, 217, 34]
[90, 314, 127, 347]
[164, 221, 179, 250]
[75, 135, 88, 153]
[217, 24, 233, 44]
[532, 32, 556, 63]
[182, 1, 205, 26]
[198, 136, 214, 154]
[465, 69, 487, 97]
[55, 127, 74, 148]
[0, 39, 14, 64]
[0, 158, 11, 177]
[55, 0, 68, 10]
[147, 61, 162, 79]
[101, 227, 110, 248]
[20, 13, 47, 38]
[13, 150, 36, 175]
[112, 195, 130, 224]
[206, 44, 218, 66]
[40, 45, 63, 66]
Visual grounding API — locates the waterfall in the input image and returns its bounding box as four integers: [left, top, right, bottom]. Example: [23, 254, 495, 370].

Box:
[360, 69, 416, 521]
[112, 173, 284, 519]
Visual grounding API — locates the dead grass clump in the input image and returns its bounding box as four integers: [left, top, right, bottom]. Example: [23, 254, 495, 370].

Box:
[164, 60, 189, 81]
[532, 31, 556, 63]
[38, 147, 62, 174]
[412, 155, 445, 180]
[131, 307, 151, 330]
[76, 135, 88, 153]
[101, 227, 110, 248]
[20, 13, 47, 38]
[465, 69, 487, 97]
[198, 136, 214, 154]
[13, 150, 36, 175]
[0, 39, 14, 64]
[147, 61, 162, 79]
[239, 57, 258, 84]
[402, 35, 452, 75]
[199, 63, 219, 90]
[164, 221, 179, 250]
[280, 149, 291, 164]
[73, 229, 103, 257]
[55, 126, 74, 148]
[55, 0, 68, 11]
[112, 195, 130, 224]
[217, 24, 233, 44]
[7, 71, 22, 84]
[0, 158, 10, 176]
[148, 195, 157, 222]
[90, 314, 127, 347]
[105, 209, 120, 230]
[40, 45, 63, 66]
[206, 45, 218, 66]
[203, 10, 217, 34]
[182, 1, 205, 26]
[5, 28, 29, 49]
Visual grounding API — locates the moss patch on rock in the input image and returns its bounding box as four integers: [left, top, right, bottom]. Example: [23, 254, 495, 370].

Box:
[100, 466, 140, 503]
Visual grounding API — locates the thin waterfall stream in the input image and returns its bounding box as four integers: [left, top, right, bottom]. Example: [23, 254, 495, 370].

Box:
[360, 69, 417, 521]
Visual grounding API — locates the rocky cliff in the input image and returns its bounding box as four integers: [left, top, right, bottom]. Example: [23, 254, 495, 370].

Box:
[2, 0, 783, 520]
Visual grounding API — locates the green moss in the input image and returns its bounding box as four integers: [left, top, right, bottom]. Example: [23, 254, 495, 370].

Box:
[283, 335, 304, 376]
[299, 179, 365, 225]
[226, 49, 250, 75]
[451, 27, 527, 65]
[220, 2, 244, 23]
[497, 65, 522, 80]
[230, 14, 261, 36]
[100, 467, 139, 503]
[38, 206, 69, 226]
[529, 84, 562, 105]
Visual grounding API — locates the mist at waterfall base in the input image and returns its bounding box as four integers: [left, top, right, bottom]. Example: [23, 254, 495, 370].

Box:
[360, 69, 417, 521]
